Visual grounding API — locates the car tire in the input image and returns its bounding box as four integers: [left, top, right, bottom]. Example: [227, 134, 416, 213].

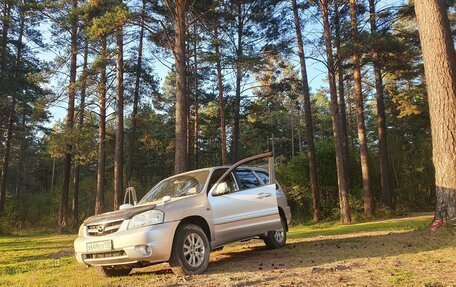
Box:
[96, 266, 132, 277]
[169, 224, 210, 276]
[263, 216, 287, 249]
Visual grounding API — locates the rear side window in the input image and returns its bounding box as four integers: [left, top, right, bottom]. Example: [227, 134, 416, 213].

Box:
[235, 170, 261, 190]
[255, 171, 270, 184]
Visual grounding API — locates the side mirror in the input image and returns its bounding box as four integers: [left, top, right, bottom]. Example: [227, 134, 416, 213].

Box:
[162, 195, 172, 204]
[122, 186, 137, 209]
[119, 203, 133, 210]
[212, 182, 228, 196]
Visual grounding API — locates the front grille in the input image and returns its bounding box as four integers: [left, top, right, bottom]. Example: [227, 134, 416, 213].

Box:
[86, 251, 126, 259]
[87, 220, 123, 237]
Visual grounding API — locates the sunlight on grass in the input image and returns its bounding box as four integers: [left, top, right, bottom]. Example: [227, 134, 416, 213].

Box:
[288, 214, 433, 239]
[0, 213, 448, 287]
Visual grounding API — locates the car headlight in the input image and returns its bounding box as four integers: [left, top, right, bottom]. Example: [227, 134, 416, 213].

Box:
[78, 224, 86, 236]
[128, 210, 164, 230]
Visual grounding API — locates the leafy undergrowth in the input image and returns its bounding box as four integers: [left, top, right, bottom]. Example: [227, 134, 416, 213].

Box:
[1, 213, 455, 287]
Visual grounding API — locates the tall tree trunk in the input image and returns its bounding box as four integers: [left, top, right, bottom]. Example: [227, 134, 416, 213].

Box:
[214, 26, 227, 165]
[0, 5, 23, 213]
[193, 29, 199, 169]
[95, 35, 107, 215]
[369, 0, 392, 209]
[0, 3, 11, 143]
[297, 106, 302, 154]
[292, 0, 321, 221]
[232, 1, 243, 162]
[114, 24, 124, 210]
[58, 0, 78, 232]
[334, 0, 350, 188]
[126, 0, 145, 185]
[321, 0, 351, 224]
[14, 107, 26, 222]
[290, 105, 294, 158]
[415, 0, 456, 223]
[350, 0, 372, 217]
[72, 38, 88, 229]
[15, 110, 26, 197]
[174, 0, 188, 174]
[186, 40, 191, 169]
[0, 2, 10, 87]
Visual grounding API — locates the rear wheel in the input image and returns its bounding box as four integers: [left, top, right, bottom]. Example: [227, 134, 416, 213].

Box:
[169, 224, 210, 275]
[97, 266, 132, 277]
[263, 216, 287, 249]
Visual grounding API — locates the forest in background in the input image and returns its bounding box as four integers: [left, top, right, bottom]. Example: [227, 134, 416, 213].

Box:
[0, 0, 454, 232]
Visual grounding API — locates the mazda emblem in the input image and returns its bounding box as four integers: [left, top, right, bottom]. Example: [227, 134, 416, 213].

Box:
[97, 225, 105, 233]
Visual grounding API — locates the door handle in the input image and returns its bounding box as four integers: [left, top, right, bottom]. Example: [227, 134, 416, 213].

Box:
[257, 192, 271, 199]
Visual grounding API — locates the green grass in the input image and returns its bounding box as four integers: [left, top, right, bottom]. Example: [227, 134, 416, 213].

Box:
[288, 213, 432, 239]
[389, 268, 416, 285]
[1, 213, 454, 287]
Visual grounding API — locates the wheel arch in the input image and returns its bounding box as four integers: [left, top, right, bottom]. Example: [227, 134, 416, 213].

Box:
[175, 215, 212, 243]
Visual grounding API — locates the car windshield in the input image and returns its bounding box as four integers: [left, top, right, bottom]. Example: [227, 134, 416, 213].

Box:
[139, 170, 209, 204]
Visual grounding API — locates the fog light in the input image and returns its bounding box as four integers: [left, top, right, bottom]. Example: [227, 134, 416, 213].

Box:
[146, 245, 152, 255]
[135, 244, 152, 256]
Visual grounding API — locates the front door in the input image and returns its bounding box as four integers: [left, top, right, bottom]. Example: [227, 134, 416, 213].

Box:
[208, 169, 282, 245]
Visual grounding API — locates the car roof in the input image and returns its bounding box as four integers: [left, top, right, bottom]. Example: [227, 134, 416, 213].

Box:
[173, 165, 268, 177]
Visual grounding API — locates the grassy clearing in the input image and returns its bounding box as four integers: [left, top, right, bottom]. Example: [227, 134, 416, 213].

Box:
[1, 213, 455, 287]
[288, 213, 432, 239]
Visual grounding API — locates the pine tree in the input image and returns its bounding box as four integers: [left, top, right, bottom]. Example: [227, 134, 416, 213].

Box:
[415, 0, 456, 227]
[349, 0, 372, 217]
[320, 0, 351, 224]
[126, 0, 146, 185]
[291, 0, 321, 221]
[369, 0, 392, 209]
[113, 1, 126, 210]
[58, 0, 79, 232]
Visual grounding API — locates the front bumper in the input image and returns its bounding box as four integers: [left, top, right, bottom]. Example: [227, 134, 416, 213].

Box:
[74, 221, 179, 267]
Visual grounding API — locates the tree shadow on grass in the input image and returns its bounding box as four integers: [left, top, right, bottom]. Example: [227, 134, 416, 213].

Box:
[125, 227, 455, 283]
[204, 228, 456, 275]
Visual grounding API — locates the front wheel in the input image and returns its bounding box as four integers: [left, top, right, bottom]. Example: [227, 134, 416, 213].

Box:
[96, 266, 132, 277]
[263, 216, 287, 249]
[169, 224, 210, 275]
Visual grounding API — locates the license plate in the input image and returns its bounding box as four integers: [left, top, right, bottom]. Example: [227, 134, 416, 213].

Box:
[86, 240, 112, 253]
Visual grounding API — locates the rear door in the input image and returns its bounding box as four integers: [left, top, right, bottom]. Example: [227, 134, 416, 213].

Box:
[208, 168, 282, 245]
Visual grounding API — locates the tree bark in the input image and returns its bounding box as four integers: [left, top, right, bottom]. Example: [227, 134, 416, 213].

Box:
[290, 105, 294, 158]
[126, 0, 145, 185]
[292, 0, 321, 221]
[232, 1, 243, 162]
[114, 24, 124, 210]
[58, 0, 78, 232]
[72, 38, 88, 229]
[368, 0, 392, 209]
[297, 107, 302, 154]
[193, 25, 199, 169]
[95, 35, 107, 215]
[321, 0, 351, 224]
[0, 2, 11, 144]
[186, 40, 191, 170]
[174, 0, 188, 174]
[214, 26, 227, 165]
[415, 0, 456, 223]
[350, 0, 372, 217]
[0, 6, 24, 213]
[15, 110, 26, 197]
[334, 0, 351, 188]
[0, 2, 10, 87]
[14, 105, 27, 223]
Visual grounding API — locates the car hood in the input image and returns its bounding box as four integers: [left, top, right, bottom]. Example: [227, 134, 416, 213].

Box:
[83, 204, 156, 225]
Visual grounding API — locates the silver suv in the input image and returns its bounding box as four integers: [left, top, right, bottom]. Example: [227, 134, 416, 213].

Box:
[74, 153, 291, 276]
